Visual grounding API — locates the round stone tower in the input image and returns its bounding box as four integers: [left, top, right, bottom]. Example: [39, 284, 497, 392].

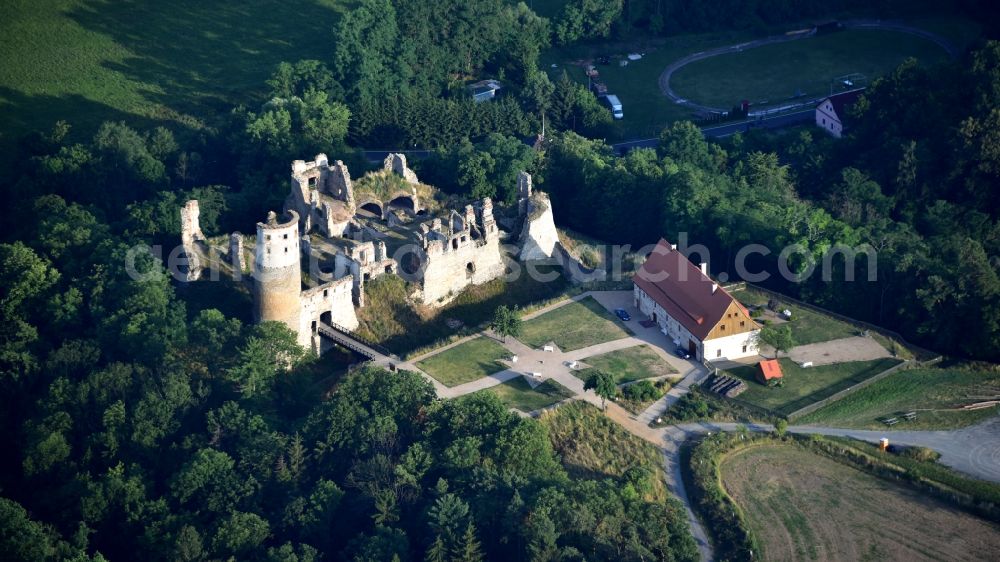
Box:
[253, 210, 302, 333]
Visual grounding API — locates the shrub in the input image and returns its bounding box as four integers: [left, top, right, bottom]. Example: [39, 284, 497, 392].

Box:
[623, 380, 660, 402]
[899, 445, 941, 462]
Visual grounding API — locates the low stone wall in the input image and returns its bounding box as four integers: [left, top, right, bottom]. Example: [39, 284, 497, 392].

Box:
[739, 282, 942, 362]
[553, 244, 607, 284]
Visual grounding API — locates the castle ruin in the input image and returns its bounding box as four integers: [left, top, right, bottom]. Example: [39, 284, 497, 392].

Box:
[181, 153, 562, 354]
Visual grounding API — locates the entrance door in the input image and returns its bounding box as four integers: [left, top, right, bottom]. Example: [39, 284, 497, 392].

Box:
[688, 339, 698, 359]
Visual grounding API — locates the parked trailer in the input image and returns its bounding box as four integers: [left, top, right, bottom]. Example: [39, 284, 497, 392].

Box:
[603, 94, 623, 120]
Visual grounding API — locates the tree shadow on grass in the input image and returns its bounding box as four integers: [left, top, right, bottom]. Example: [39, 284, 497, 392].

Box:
[65, 0, 345, 126]
[0, 86, 168, 176]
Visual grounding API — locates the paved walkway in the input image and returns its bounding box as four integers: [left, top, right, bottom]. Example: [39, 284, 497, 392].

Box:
[344, 290, 1000, 562]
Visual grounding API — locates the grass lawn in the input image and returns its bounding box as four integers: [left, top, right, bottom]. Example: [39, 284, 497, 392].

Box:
[782, 305, 859, 346]
[725, 357, 902, 417]
[671, 29, 949, 109]
[355, 268, 569, 357]
[797, 367, 1000, 430]
[542, 401, 668, 502]
[574, 345, 676, 385]
[539, 17, 969, 141]
[732, 287, 866, 346]
[721, 443, 1000, 561]
[481, 377, 575, 413]
[0, 0, 349, 169]
[518, 297, 631, 352]
[415, 336, 509, 387]
[541, 29, 756, 140]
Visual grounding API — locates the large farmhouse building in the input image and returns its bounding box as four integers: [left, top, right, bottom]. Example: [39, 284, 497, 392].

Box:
[634, 239, 760, 361]
[815, 89, 863, 138]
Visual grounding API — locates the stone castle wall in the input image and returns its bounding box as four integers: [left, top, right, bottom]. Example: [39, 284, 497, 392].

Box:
[253, 211, 302, 333]
[518, 192, 559, 261]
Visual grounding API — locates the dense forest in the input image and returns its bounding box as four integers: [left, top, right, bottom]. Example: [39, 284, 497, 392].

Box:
[419, 40, 1000, 360]
[1, 0, 999, 559]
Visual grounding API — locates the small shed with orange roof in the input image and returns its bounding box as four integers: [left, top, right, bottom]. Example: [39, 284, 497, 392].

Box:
[758, 359, 784, 385]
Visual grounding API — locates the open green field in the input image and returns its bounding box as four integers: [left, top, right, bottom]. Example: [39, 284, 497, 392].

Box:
[721, 443, 1000, 561]
[731, 287, 883, 347]
[0, 0, 349, 153]
[480, 377, 575, 413]
[518, 297, 632, 352]
[782, 303, 858, 346]
[671, 29, 949, 109]
[415, 336, 509, 387]
[725, 357, 901, 417]
[541, 16, 977, 140]
[574, 344, 676, 385]
[541, 30, 755, 140]
[798, 367, 1000, 429]
[542, 401, 667, 502]
[732, 286, 919, 359]
[355, 268, 569, 357]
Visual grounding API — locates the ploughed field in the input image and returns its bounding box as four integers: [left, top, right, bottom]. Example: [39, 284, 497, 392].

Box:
[720, 443, 1000, 561]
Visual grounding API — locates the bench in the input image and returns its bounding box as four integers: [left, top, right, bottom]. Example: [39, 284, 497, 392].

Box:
[902, 412, 917, 421]
[883, 417, 899, 426]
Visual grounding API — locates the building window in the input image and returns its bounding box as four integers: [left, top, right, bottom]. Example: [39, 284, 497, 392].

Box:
[308, 177, 317, 188]
[742, 345, 748, 353]
[283, 233, 288, 239]
[284, 247, 288, 253]
[822, 118, 826, 125]
[716, 349, 722, 357]
[323, 289, 328, 297]
[720, 324, 726, 331]
[740, 321, 745, 327]
[266, 235, 271, 241]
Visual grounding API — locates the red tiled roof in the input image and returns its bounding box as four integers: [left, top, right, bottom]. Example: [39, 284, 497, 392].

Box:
[821, 89, 863, 119]
[759, 359, 784, 380]
[633, 239, 739, 341]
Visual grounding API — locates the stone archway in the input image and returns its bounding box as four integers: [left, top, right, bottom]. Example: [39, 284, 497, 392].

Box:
[387, 194, 416, 213]
[357, 201, 383, 219]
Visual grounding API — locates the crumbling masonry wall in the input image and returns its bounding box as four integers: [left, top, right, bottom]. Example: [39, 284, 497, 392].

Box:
[518, 191, 559, 261]
[179, 199, 205, 281]
[418, 198, 506, 303]
[383, 153, 419, 184]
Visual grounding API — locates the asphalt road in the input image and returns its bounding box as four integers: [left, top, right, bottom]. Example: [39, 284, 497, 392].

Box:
[362, 109, 815, 162]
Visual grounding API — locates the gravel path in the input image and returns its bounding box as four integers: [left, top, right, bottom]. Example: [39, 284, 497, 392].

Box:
[354, 290, 999, 562]
[788, 335, 891, 365]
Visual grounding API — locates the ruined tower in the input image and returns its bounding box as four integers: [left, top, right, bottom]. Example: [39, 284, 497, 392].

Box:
[253, 210, 302, 333]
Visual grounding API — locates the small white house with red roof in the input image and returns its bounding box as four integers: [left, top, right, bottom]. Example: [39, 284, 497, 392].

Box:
[815, 89, 864, 138]
[634, 239, 760, 361]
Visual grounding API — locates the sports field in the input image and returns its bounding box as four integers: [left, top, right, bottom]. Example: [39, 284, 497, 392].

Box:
[722, 443, 1000, 561]
[670, 29, 949, 109]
